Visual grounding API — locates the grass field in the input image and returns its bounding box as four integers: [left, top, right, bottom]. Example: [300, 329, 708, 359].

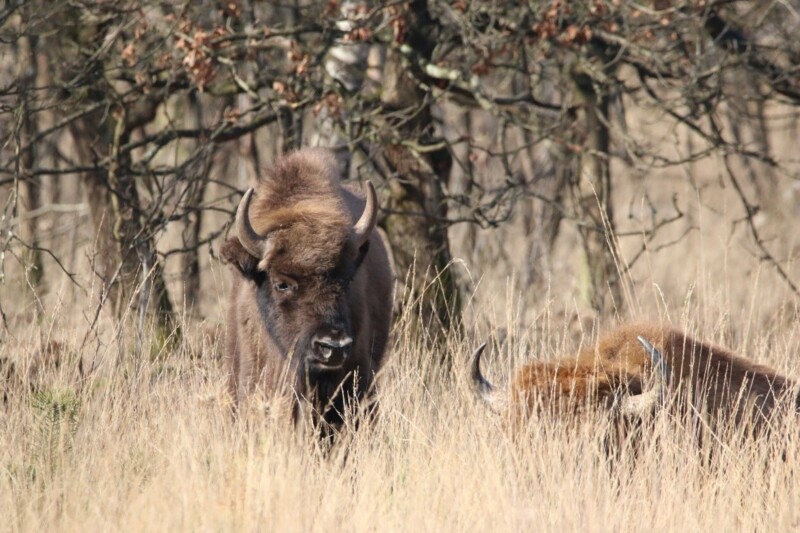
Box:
[2, 277, 800, 532]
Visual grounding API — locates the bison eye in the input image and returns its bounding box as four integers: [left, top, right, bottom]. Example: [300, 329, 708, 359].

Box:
[274, 281, 292, 293]
[270, 274, 298, 295]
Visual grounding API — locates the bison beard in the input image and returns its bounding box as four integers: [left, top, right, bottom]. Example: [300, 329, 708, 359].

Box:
[221, 148, 393, 436]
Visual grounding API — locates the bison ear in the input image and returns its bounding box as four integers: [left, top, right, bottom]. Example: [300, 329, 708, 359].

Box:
[220, 237, 261, 279]
[357, 239, 370, 259]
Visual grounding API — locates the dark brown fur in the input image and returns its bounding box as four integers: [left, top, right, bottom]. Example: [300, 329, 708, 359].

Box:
[221, 149, 394, 431]
[494, 323, 798, 430]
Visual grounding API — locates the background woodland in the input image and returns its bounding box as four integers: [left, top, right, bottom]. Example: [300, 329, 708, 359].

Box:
[2, 0, 799, 345]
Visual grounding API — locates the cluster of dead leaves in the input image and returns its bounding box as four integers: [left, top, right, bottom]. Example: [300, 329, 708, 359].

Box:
[312, 92, 344, 118]
[173, 17, 230, 92]
[272, 81, 299, 105]
[532, 0, 593, 46]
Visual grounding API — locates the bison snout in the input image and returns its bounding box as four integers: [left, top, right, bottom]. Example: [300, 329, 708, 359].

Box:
[311, 333, 353, 368]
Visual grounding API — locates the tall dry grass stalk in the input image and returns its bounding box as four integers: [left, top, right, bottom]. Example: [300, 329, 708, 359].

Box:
[1, 271, 799, 532]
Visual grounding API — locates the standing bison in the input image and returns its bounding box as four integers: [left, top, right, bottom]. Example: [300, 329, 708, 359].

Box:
[471, 323, 799, 432]
[221, 149, 393, 431]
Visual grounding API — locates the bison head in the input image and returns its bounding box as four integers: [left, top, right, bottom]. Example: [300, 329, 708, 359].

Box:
[223, 180, 378, 372]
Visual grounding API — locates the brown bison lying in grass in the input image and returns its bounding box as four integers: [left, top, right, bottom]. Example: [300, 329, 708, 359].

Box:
[471, 323, 799, 434]
[221, 148, 393, 434]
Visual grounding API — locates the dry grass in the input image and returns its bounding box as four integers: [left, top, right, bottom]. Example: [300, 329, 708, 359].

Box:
[1, 282, 800, 532]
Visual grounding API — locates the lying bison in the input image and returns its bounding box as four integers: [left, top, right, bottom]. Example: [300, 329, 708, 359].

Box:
[221, 149, 393, 432]
[471, 323, 799, 433]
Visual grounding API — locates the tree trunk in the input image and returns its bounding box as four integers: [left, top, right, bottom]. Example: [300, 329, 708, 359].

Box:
[380, 0, 460, 340]
[71, 118, 134, 313]
[54, 17, 174, 337]
[15, 26, 43, 290]
[518, 67, 571, 293]
[447, 105, 478, 300]
[521, 137, 571, 291]
[570, 59, 622, 315]
[179, 94, 213, 314]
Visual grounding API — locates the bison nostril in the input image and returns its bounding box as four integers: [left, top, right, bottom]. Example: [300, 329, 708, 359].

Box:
[312, 335, 353, 364]
[315, 344, 330, 359]
[314, 336, 352, 349]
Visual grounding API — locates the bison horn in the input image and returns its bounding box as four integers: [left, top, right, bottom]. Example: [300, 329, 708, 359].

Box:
[235, 188, 270, 258]
[469, 342, 509, 414]
[637, 335, 671, 385]
[353, 181, 378, 248]
[618, 336, 670, 418]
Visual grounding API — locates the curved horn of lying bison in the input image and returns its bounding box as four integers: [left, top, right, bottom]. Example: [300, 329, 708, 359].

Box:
[617, 336, 670, 417]
[469, 343, 509, 413]
[353, 181, 377, 248]
[235, 188, 272, 259]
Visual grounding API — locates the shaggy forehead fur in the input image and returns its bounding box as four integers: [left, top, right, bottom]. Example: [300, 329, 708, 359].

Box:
[248, 149, 352, 276]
